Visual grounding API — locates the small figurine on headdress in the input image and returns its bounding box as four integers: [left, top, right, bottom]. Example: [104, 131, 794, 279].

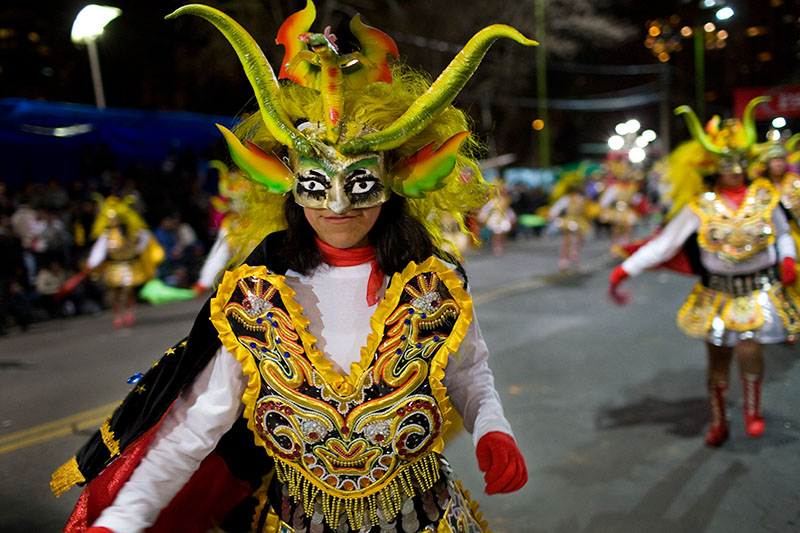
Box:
[609, 97, 799, 447]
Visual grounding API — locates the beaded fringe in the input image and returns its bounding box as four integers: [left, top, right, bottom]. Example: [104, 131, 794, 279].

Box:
[275, 453, 441, 530]
[50, 456, 85, 497]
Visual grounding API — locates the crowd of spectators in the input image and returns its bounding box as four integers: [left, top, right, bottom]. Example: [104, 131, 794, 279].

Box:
[0, 144, 217, 336]
[0, 141, 648, 336]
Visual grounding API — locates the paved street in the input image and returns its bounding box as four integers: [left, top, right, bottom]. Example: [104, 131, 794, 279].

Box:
[1, 234, 798, 532]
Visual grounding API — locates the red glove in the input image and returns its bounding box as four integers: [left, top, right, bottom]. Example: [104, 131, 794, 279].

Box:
[782, 257, 797, 286]
[476, 431, 528, 494]
[608, 265, 631, 305]
[192, 281, 209, 296]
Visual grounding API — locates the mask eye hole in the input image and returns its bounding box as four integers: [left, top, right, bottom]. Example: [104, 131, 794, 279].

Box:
[352, 180, 376, 194]
[298, 169, 328, 192]
[346, 169, 379, 195]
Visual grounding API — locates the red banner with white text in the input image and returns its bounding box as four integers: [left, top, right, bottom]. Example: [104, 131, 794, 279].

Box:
[733, 86, 800, 119]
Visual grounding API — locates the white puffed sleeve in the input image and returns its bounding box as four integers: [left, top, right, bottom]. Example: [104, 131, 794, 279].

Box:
[443, 309, 515, 448]
[92, 347, 246, 533]
[621, 205, 700, 277]
[86, 232, 108, 269]
[197, 227, 232, 290]
[547, 195, 570, 220]
[772, 207, 798, 261]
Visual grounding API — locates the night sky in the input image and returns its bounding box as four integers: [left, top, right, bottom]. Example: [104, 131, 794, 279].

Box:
[2, 0, 798, 164]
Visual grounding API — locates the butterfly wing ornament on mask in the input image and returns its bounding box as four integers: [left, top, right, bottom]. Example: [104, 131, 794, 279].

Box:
[391, 131, 470, 198]
[216, 125, 293, 194]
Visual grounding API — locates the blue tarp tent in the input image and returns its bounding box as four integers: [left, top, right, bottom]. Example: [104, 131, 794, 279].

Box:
[0, 98, 236, 188]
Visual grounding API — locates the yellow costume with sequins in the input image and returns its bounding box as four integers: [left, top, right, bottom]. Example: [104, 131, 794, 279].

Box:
[211, 258, 488, 532]
[675, 179, 800, 340]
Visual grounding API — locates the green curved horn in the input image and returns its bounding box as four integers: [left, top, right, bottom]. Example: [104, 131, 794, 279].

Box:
[674, 105, 723, 155]
[339, 24, 537, 155]
[166, 5, 313, 156]
[786, 133, 800, 154]
[742, 96, 770, 149]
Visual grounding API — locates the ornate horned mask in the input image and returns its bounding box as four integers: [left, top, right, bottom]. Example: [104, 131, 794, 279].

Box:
[167, 1, 537, 214]
[675, 96, 770, 176]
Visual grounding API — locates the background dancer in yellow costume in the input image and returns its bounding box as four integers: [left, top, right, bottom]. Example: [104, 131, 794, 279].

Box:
[598, 155, 645, 247]
[609, 98, 799, 447]
[85, 195, 162, 328]
[547, 164, 596, 270]
[194, 161, 251, 293]
[52, 3, 534, 532]
[753, 131, 800, 295]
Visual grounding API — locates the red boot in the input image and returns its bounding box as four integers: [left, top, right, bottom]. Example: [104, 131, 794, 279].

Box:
[742, 373, 765, 438]
[705, 381, 729, 447]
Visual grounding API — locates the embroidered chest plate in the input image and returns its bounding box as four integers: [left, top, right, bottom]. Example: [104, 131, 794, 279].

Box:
[565, 194, 587, 217]
[691, 179, 780, 265]
[777, 172, 800, 221]
[210, 258, 473, 529]
[106, 227, 139, 261]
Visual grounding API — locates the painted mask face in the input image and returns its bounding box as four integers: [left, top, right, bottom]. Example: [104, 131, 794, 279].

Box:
[289, 149, 391, 214]
[717, 154, 745, 176]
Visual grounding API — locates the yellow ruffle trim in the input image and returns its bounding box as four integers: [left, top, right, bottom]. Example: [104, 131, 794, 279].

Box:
[211, 264, 289, 450]
[436, 480, 491, 533]
[769, 285, 800, 334]
[250, 470, 276, 533]
[100, 416, 120, 457]
[50, 456, 84, 497]
[261, 507, 283, 533]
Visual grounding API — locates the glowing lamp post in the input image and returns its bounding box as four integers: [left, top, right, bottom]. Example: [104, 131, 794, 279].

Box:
[71, 4, 122, 109]
[608, 121, 657, 164]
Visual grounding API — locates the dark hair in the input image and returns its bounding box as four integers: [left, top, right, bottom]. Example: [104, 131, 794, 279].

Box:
[278, 195, 437, 276]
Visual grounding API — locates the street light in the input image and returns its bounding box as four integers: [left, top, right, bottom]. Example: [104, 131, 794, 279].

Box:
[628, 147, 646, 164]
[715, 7, 734, 21]
[71, 4, 122, 109]
[625, 119, 641, 134]
[608, 135, 625, 151]
[641, 129, 657, 143]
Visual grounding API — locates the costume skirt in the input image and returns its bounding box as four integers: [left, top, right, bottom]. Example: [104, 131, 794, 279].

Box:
[553, 215, 591, 235]
[102, 259, 147, 288]
[599, 204, 639, 227]
[676, 268, 800, 347]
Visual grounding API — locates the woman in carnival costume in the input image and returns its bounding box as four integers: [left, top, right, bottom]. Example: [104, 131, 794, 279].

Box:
[476, 178, 516, 256]
[86, 195, 162, 328]
[597, 155, 646, 247]
[608, 98, 800, 447]
[194, 161, 251, 293]
[51, 3, 534, 532]
[547, 163, 596, 270]
[753, 130, 800, 293]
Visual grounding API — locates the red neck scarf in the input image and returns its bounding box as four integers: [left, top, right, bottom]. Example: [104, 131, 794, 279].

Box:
[314, 237, 384, 306]
[718, 183, 748, 208]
